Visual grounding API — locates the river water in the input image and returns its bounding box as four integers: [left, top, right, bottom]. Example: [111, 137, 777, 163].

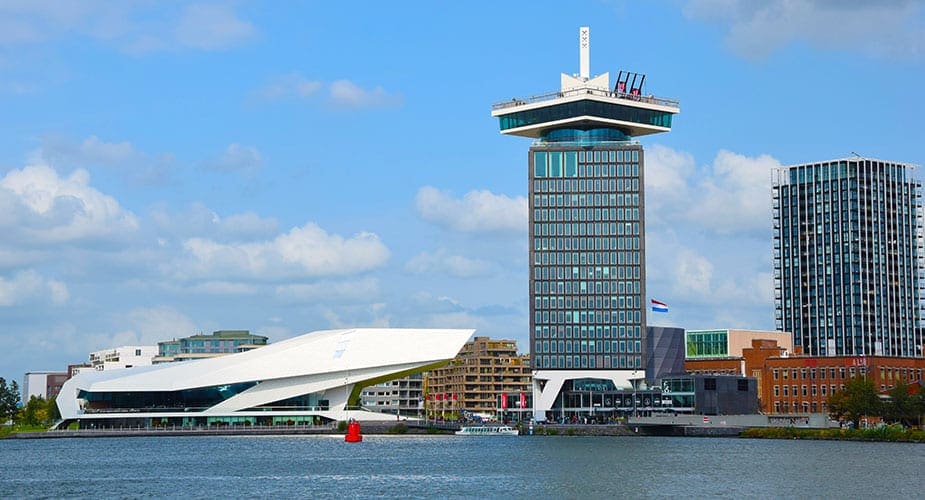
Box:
[1, 435, 922, 498]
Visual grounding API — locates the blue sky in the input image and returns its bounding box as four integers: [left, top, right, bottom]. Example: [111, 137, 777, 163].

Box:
[1, 1, 924, 379]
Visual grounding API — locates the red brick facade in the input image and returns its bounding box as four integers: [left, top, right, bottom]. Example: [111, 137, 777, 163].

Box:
[687, 339, 925, 413]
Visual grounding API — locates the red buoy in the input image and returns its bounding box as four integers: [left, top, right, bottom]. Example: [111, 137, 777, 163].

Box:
[345, 419, 362, 443]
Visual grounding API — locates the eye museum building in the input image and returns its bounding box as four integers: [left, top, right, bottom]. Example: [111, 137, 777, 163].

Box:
[54, 328, 474, 428]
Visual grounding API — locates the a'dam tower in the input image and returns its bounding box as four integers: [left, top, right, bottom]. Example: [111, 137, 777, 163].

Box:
[491, 27, 679, 421]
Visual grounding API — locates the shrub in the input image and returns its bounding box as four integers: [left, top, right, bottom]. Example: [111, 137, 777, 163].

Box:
[387, 423, 408, 434]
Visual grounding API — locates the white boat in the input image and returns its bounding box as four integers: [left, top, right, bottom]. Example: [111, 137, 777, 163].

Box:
[455, 425, 519, 436]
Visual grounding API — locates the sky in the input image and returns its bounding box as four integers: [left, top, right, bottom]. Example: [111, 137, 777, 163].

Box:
[1, 1, 924, 379]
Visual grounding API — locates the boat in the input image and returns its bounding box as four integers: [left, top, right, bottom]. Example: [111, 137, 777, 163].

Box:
[455, 425, 519, 436]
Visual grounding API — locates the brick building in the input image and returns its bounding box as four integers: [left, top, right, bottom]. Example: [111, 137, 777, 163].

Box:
[424, 337, 531, 420]
[687, 339, 925, 413]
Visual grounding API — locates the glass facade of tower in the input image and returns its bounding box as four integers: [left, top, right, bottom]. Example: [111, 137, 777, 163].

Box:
[773, 159, 925, 357]
[529, 143, 646, 370]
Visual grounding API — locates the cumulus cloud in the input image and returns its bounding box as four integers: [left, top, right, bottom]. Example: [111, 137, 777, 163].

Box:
[275, 277, 381, 303]
[415, 186, 527, 234]
[177, 222, 390, 281]
[685, 0, 925, 60]
[405, 249, 494, 278]
[201, 143, 263, 175]
[40, 135, 176, 186]
[644, 146, 779, 328]
[0, 270, 68, 306]
[173, 3, 255, 51]
[185, 281, 256, 296]
[687, 150, 779, 234]
[254, 76, 401, 109]
[647, 230, 773, 309]
[320, 302, 392, 330]
[150, 202, 279, 242]
[0, 163, 139, 245]
[328, 79, 402, 109]
[0, 1, 256, 53]
[646, 146, 779, 235]
[256, 73, 323, 101]
[674, 248, 714, 296]
[105, 306, 198, 347]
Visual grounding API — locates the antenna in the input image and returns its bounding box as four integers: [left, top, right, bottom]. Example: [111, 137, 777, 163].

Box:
[579, 26, 590, 80]
[850, 151, 862, 158]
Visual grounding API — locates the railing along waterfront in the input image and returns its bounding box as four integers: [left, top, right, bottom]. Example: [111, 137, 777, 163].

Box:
[48, 423, 338, 434]
[491, 87, 680, 112]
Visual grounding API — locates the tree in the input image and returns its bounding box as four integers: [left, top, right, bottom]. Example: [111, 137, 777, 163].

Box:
[882, 381, 921, 427]
[0, 377, 21, 424]
[20, 396, 54, 427]
[827, 376, 881, 428]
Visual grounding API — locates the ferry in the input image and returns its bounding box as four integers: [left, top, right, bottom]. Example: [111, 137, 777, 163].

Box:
[455, 425, 519, 436]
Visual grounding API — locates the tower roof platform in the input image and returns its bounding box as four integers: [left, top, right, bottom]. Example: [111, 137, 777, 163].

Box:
[491, 27, 679, 140]
[491, 85, 679, 139]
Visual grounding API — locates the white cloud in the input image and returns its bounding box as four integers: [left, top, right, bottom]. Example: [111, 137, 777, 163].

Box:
[0, 1, 257, 53]
[645, 144, 696, 225]
[0, 163, 139, 245]
[174, 3, 255, 51]
[320, 302, 392, 330]
[687, 149, 779, 234]
[151, 203, 279, 243]
[106, 306, 198, 347]
[0, 270, 68, 306]
[674, 248, 714, 296]
[685, 0, 925, 60]
[202, 143, 263, 174]
[186, 281, 256, 295]
[256, 73, 323, 101]
[645, 146, 779, 235]
[178, 222, 390, 281]
[75, 135, 135, 164]
[275, 277, 381, 302]
[406, 249, 494, 278]
[255, 76, 402, 109]
[328, 79, 402, 109]
[643, 145, 779, 329]
[0, 247, 45, 270]
[415, 186, 527, 234]
[40, 135, 176, 186]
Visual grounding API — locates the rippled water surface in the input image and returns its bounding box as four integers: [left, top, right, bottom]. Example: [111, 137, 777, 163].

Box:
[1, 435, 922, 498]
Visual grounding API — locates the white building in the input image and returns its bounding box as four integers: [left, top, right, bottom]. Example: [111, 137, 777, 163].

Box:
[22, 371, 67, 402]
[88, 345, 157, 371]
[56, 328, 474, 428]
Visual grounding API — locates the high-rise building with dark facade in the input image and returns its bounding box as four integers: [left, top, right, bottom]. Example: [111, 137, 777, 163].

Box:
[491, 27, 679, 419]
[773, 158, 924, 357]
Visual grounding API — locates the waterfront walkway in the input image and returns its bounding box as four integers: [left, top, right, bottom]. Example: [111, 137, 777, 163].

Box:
[7, 424, 342, 439]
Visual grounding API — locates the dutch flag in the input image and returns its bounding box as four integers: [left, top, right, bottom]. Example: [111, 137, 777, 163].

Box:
[651, 299, 669, 313]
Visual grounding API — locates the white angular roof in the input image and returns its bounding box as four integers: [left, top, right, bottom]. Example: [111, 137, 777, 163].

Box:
[58, 328, 474, 419]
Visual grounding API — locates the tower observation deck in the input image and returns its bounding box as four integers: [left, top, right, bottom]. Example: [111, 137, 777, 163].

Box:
[491, 27, 680, 422]
[491, 28, 679, 141]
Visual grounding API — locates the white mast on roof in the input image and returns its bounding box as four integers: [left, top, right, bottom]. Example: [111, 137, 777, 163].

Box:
[561, 26, 609, 92]
[580, 26, 590, 80]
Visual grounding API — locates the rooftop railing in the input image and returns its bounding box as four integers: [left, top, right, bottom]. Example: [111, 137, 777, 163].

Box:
[492, 86, 680, 112]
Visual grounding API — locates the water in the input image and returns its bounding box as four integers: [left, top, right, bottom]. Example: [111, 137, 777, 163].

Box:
[1, 435, 922, 498]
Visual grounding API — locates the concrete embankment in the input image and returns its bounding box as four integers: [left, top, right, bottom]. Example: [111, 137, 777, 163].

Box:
[5, 421, 756, 439]
[5, 422, 455, 440]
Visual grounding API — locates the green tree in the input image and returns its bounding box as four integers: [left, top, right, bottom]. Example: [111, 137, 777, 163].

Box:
[0, 377, 21, 424]
[48, 397, 61, 422]
[827, 376, 881, 428]
[883, 381, 919, 427]
[20, 396, 53, 427]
